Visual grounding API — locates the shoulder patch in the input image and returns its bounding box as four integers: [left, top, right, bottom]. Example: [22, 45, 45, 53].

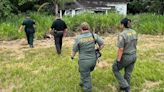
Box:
[127, 32, 132, 36]
[132, 31, 136, 35]
[80, 37, 93, 42]
[119, 35, 123, 42]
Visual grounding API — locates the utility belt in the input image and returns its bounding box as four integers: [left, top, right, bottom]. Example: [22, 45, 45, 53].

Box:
[50, 30, 63, 35]
[54, 30, 64, 33]
[25, 28, 35, 33]
[54, 30, 64, 35]
[123, 52, 136, 56]
[55, 30, 64, 32]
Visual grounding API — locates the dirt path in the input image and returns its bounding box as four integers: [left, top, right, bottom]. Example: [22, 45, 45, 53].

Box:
[0, 37, 75, 60]
[0, 35, 164, 60]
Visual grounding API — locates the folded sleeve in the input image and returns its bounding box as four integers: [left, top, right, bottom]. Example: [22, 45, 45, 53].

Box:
[73, 37, 80, 52]
[117, 34, 125, 48]
[95, 34, 104, 46]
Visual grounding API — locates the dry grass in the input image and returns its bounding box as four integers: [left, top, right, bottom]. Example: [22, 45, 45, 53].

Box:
[0, 34, 164, 92]
[141, 81, 162, 92]
[0, 34, 163, 63]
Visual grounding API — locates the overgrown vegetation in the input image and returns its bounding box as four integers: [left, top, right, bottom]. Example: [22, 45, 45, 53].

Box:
[128, 0, 164, 14]
[0, 13, 54, 40]
[0, 0, 163, 18]
[0, 0, 75, 18]
[0, 13, 163, 40]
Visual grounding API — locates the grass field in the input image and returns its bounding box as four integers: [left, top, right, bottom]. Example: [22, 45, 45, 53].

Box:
[0, 34, 164, 92]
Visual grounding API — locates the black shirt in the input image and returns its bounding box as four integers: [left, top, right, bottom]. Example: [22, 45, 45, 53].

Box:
[51, 19, 67, 31]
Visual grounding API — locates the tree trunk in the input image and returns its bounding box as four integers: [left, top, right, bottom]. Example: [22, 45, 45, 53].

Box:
[59, 10, 62, 18]
[55, 3, 58, 15]
[52, 0, 58, 16]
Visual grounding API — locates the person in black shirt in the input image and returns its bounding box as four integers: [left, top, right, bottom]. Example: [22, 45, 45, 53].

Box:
[19, 15, 35, 48]
[50, 15, 67, 54]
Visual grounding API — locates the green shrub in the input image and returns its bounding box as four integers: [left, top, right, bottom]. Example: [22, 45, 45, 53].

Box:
[0, 12, 163, 40]
[129, 13, 164, 35]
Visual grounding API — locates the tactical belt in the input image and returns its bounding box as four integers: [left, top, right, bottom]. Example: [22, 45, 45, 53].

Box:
[123, 52, 136, 55]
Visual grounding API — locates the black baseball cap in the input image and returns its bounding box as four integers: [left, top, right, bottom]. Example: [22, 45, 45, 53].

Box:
[121, 18, 131, 28]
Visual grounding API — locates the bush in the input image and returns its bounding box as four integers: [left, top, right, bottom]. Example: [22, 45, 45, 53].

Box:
[129, 13, 164, 35]
[64, 13, 123, 34]
[0, 12, 163, 40]
[0, 12, 54, 40]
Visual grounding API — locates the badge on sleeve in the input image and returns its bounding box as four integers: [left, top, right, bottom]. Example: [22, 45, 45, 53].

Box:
[118, 36, 123, 42]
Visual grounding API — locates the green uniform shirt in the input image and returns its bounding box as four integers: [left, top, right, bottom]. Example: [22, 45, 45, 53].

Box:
[73, 32, 104, 60]
[22, 18, 35, 33]
[117, 29, 138, 55]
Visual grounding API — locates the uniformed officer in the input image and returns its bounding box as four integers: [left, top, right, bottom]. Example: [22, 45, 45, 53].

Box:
[112, 18, 138, 92]
[50, 15, 67, 54]
[71, 22, 104, 92]
[19, 15, 36, 48]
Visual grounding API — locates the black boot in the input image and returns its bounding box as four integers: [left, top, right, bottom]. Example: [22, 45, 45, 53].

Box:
[29, 45, 34, 48]
[120, 87, 130, 92]
[79, 82, 83, 87]
[124, 87, 130, 92]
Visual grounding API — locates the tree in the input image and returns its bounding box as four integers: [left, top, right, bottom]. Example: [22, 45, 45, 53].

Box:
[128, 0, 164, 14]
[50, 0, 75, 15]
[37, 0, 75, 15]
[0, 0, 12, 18]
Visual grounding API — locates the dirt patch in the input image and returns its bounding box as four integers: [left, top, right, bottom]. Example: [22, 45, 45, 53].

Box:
[138, 35, 164, 50]
[107, 84, 117, 92]
[156, 53, 164, 56]
[96, 60, 111, 69]
[0, 35, 164, 61]
[141, 80, 161, 92]
[155, 53, 164, 62]
[0, 83, 15, 92]
[0, 37, 75, 61]
[63, 37, 75, 48]
[0, 78, 23, 92]
[0, 39, 54, 60]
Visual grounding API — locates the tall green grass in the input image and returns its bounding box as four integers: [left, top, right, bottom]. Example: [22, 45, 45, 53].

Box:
[64, 13, 122, 34]
[128, 14, 164, 35]
[0, 13, 54, 40]
[0, 12, 163, 40]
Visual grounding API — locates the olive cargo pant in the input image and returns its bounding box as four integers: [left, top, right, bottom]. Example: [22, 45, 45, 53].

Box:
[54, 31, 63, 54]
[79, 59, 96, 92]
[112, 54, 137, 88]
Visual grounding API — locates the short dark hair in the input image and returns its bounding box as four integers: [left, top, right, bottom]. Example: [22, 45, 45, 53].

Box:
[121, 18, 131, 28]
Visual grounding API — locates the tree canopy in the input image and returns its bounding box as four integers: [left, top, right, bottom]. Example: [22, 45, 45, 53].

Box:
[0, 0, 163, 18]
[128, 0, 164, 14]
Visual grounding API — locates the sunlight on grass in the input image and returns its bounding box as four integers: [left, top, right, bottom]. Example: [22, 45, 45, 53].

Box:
[0, 35, 164, 92]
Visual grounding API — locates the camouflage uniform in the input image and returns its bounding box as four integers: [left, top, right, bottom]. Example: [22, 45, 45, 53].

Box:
[73, 32, 103, 92]
[112, 28, 138, 89]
